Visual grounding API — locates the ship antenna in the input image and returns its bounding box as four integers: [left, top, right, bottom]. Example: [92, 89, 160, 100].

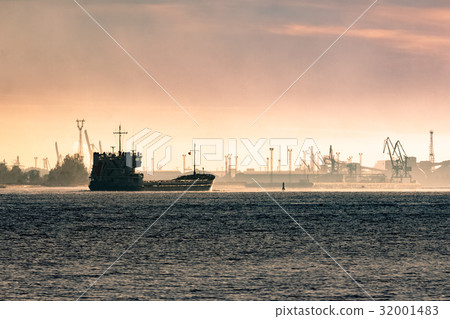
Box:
[113, 125, 128, 153]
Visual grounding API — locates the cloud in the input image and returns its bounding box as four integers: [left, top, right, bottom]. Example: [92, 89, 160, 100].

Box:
[267, 25, 450, 59]
[266, 4, 450, 60]
[374, 4, 450, 28]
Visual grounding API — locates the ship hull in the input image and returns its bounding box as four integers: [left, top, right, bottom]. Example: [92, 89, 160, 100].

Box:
[89, 184, 213, 191]
[143, 176, 214, 191]
[89, 180, 213, 191]
[88, 181, 143, 191]
[143, 182, 213, 191]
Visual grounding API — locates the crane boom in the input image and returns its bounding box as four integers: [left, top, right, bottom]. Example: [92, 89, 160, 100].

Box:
[55, 142, 61, 166]
[84, 130, 93, 168]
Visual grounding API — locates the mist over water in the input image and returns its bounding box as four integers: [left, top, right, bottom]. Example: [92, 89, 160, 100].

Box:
[0, 189, 448, 300]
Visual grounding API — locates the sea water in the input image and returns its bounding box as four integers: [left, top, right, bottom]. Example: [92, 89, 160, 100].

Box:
[0, 188, 448, 300]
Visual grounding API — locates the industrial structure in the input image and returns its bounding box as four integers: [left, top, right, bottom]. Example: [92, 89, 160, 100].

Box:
[76, 119, 85, 159]
[429, 130, 435, 163]
[382, 137, 412, 182]
[2, 126, 449, 188]
[214, 133, 450, 189]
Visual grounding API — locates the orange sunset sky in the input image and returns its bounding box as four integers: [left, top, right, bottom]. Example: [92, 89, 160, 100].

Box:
[1, 0, 449, 170]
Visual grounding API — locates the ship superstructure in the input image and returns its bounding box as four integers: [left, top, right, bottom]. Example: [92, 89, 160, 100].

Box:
[89, 151, 144, 191]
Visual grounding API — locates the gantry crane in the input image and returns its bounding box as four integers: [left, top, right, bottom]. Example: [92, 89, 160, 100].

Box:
[383, 137, 411, 180]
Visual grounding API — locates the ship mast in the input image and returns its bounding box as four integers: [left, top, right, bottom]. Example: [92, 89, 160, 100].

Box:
[113, 125, 128, 153]
[189, 143, 198, 175]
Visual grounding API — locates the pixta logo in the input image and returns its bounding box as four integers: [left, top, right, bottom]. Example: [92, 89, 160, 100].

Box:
[191, 138, 324, 169]
[124, 131, 325, 173]
[125, 128, 172, 174]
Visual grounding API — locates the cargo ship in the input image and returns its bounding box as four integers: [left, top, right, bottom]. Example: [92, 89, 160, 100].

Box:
[89, 151, 215, 191]
[88, 127, 215, 191]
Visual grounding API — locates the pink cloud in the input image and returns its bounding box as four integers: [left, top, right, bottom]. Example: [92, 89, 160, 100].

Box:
[372, 6, 450, 29]
[266, 4, 450, 59]
[268, 25, 450, 59]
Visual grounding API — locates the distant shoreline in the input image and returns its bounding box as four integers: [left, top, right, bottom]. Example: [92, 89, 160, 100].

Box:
[0, 184, 88, 189]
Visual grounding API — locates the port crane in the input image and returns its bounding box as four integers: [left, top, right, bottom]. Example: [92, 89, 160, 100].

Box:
[299, 157, 311, 172]
[55, 142, 62, 166]
[310, 154, 321, 172]
[383, 137, 411, 180]
[325, 145, 337, 173]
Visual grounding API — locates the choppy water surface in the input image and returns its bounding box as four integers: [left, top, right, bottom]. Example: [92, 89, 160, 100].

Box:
[0, 188, 448, 300]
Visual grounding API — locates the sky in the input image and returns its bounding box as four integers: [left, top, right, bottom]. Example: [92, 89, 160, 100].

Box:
[1, 0, 449, 170]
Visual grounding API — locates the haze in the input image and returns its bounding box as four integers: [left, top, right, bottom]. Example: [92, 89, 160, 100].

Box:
[1, 0, 449, 170]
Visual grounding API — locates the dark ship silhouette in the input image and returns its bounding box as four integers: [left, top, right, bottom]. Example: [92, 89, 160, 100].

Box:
[88, 126, 215, 191]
